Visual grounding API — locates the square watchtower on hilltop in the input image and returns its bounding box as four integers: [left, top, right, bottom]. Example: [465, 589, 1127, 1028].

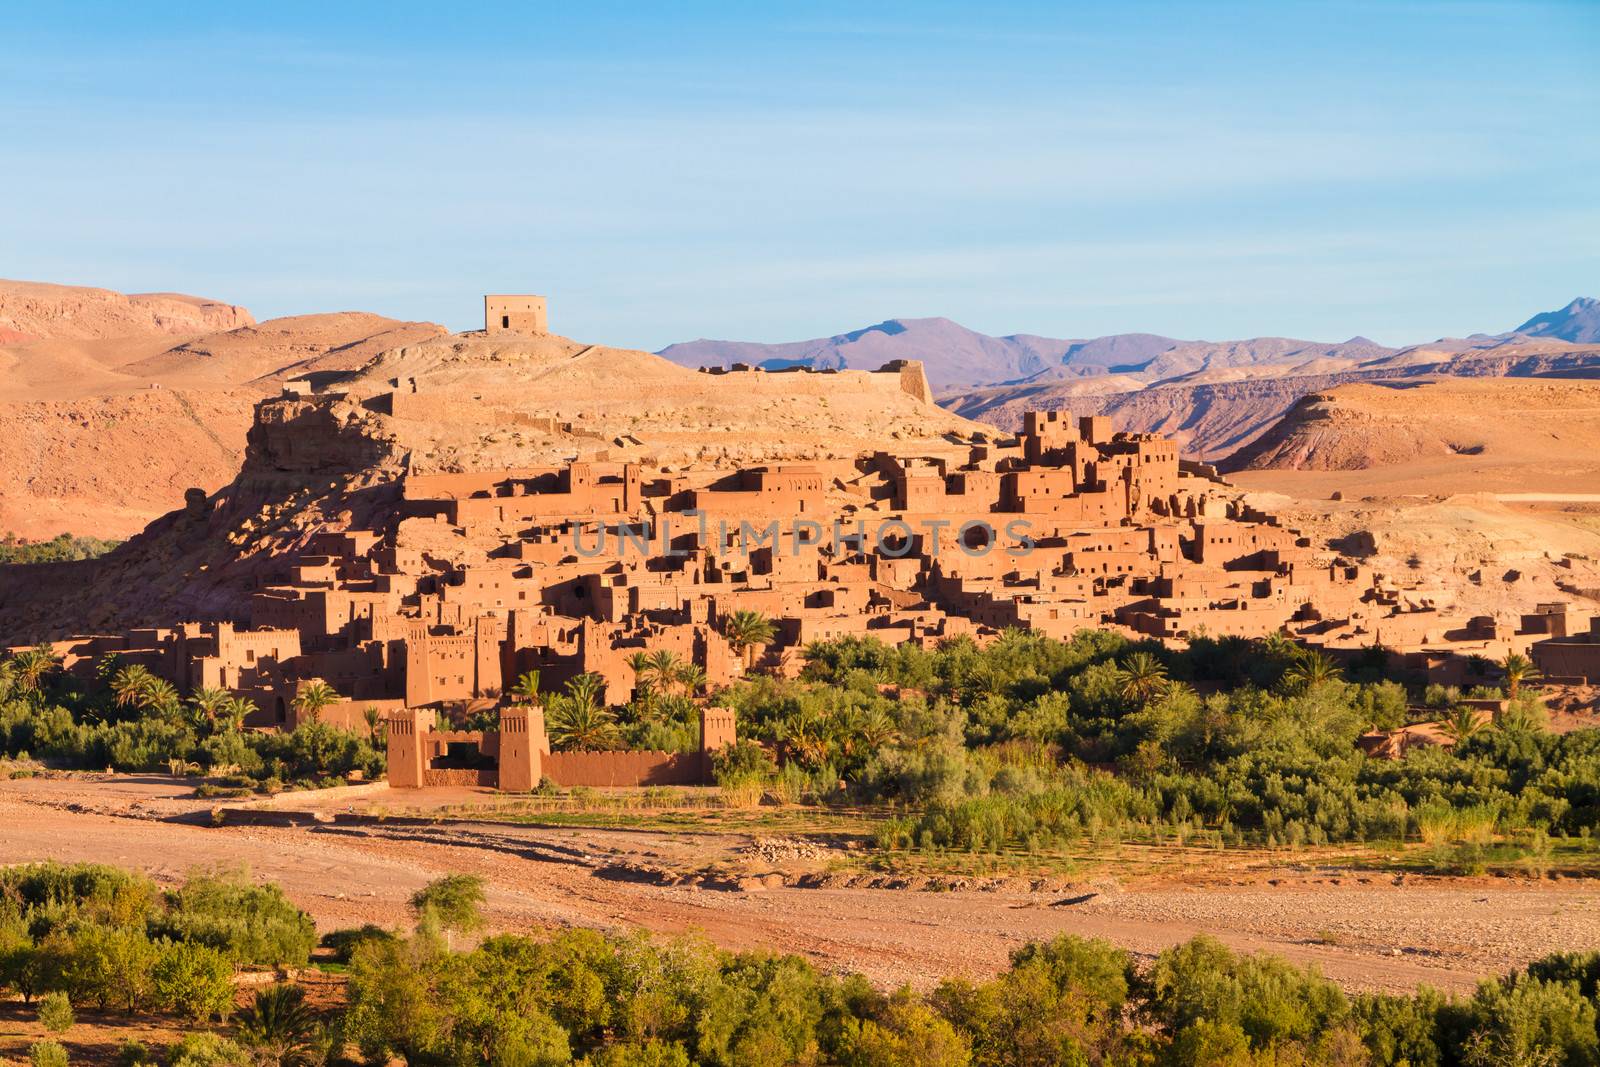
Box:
[485, 294, 548, 334]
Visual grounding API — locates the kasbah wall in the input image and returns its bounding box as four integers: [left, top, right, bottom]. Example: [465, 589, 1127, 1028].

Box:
[386, 702, 737, 789]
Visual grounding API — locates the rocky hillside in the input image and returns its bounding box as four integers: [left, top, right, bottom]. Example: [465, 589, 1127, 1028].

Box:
[0, 331, 980, 638]
[0, 282, 445, 538]
[1223, 376, 1600, 474]
[0, 391, 257, 540]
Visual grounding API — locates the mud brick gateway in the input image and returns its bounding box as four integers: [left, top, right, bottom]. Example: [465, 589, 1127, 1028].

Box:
[385, 703, 737, 789]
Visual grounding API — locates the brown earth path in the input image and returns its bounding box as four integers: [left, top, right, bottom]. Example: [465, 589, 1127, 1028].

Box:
[0, 778, 1595, 995]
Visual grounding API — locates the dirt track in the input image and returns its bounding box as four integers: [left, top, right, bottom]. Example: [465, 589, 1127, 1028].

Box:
[1, 777, 1596, 995]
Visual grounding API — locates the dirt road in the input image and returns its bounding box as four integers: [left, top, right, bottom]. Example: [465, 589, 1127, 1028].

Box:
[1, 777, 1595, 994]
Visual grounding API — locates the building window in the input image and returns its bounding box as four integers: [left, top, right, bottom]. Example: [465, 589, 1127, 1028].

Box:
[501, 315, 510, 329]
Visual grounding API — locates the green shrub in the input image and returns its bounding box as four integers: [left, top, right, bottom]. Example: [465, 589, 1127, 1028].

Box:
[1147, 935, 1349, 1051]
[114, 1041, 154, 1067]
[166, 1033, 251, 1067]
[37, 990, 73, 1033]
[579, 1040, 693, 1067]
[152, 939, 235, 1021]
[1454, 972, 1600, 1066]
[408, 874, 486, 940]
[28, 1041, 68, 1067]
[155, 869, 315, 967]
[322, 924, 400, 964]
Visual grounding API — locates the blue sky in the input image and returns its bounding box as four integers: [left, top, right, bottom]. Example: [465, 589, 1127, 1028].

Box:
[3, 1, 1596, 348]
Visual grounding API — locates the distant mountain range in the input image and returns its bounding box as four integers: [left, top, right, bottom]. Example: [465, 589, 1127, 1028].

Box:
[660, 319, 1399, 391]
[660, 297, 1600, 390]
[659, 297, 1600, 458]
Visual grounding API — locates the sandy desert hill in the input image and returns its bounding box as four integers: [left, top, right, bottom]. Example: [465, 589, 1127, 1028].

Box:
[1223, 376, 1600, 494]
[1220, 377, 1600, 621]
[0, 281, 445, 539]
[0, 328, 979, 637]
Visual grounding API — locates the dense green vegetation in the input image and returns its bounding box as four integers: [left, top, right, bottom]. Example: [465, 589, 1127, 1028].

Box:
[0, 649, 383, 792]
[292, 877, 1600, 1066]
[0, 862, 311, 1022]
[1, 862, 1598, 1064]
[8, 623, 1596, 867]
[0, 534, 121, 565]
[709, 631, 1600, 866]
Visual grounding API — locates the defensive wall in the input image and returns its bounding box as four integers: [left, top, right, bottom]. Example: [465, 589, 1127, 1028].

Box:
[696, 359, 933, 405]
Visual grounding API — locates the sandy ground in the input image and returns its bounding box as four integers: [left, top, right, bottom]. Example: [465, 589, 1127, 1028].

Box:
[1, 776, 1595, 996]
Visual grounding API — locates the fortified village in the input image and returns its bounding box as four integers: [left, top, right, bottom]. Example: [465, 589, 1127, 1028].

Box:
[5, 298, 1595, 788]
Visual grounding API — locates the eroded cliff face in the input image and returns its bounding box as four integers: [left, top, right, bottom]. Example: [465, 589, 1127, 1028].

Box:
[0, 280, 252, 343]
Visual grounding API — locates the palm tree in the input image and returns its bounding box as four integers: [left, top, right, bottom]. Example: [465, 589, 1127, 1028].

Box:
[784, 707, 833, 769]
[625, 652, 651, 677]
[186, 686, 230, 734]
[1208, 634, 1252, 684]
[1117, 651, 1169, 705]
[1500, 653, 1540, 698]
[290, 680, 340, 725]
[564, 672, 605, 710]
[362, 705, 384, 746]
[1439, 704, 1484, 744]
[644, 650, 684, 695]
[1494, 703, 1545, 736]
[1466, 654, 1492, 679]
[511, 669, 541, 703]
[235, 984, 321, 1067]
[723, 611, 777, 671]
[218, 695, 255, 733]
[546, 674, 620, 751]
[1257, 630, 1299, 662]
[10, 645, 59, 696]
[856, 707, 901, 752]
[111, 664, 158, 709]
[674, 662, 708, 697]
[142, 678, 181, 716]
[1282, 649, 1342, 692]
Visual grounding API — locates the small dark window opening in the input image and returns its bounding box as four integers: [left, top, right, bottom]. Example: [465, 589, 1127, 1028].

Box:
[502, 315, 510, 328]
